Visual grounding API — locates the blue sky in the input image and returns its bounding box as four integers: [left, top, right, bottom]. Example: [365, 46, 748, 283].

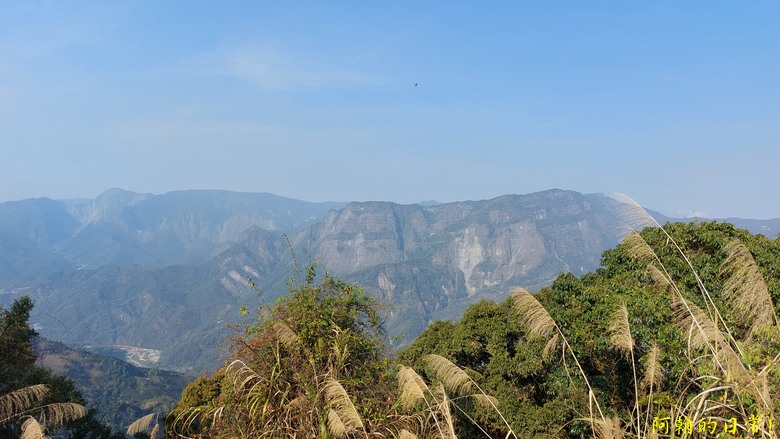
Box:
[1, 1, 778, 218]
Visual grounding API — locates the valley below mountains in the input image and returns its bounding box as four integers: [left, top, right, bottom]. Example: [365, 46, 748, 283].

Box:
[1, 188, 777, 372]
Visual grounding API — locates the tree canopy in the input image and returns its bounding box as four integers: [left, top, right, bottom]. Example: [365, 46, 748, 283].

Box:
[170, 265, 515, 438]
[167, 220, 780, 438]
[170, 266, 396, 437]
[401, 221, 780, 438]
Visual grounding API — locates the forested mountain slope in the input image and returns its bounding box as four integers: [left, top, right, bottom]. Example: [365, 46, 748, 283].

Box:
[34, 338, 190, 431]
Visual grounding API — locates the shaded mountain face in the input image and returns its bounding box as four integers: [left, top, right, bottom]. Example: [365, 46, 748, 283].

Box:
[0, 189, 775, 371]
[0, 197, 79, 279]
[0, 189, 344, 281]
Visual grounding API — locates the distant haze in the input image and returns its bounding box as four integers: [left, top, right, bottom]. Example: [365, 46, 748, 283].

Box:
[1, 2, 778, 218]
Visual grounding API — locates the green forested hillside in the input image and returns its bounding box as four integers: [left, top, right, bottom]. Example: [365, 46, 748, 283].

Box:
[167, 221, 780, 438]
[0, 297, 122, 438]
[35, 338, 191, 432]
[401, 221, 780, 437]
[2, 296, 189, 437]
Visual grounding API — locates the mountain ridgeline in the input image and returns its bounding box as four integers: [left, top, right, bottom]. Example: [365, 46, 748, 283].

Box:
[0, 188, 344, 279]
[0, 189, 776, 371]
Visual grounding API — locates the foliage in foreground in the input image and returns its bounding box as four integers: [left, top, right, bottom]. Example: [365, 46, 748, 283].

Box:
[168, 266, 515, 438]
[0, 296, 125, 439]
[167, 217, 779, 438]
[403, 220, 780, 438]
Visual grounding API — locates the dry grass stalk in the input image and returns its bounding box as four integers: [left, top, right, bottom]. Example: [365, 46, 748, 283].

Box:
[719, 238, 778, 334]
[592, 416, 625, 439]
[645, 264, 675, 294]
[621, 218, 764, 416]
[640, 343, 665, 392]
[20, 417, 45, 439]
[327, 409, 349, 438]
[608, 303, 640, 436]
[323, 377, 364, 437]
[170, 407, 196, 437]
[397, 429, 418, 439]
[469, 393, 499, 410]
[1, 384, 85, 437]
[395, 365, 447, 438]
[615, 198, 737, 348]
[41, 403, 86, 429]
[423, 354, 516, 438]
[673, 296, 731, 367]
[542, 333, 562, 360]
[510, 288, 556, 339]
[398, 360, 515, 439]
[225, 359, 267, 398]
[510, 288, 606, 422]
[271, 321, 301, 348]
[433, 384, 457, 439]
[612, 193, 661, 232]
[670, 295, 774, 415]
[287, 394, 310, 413]
[397, 366, 428, 412]
[635, 204, 749, 362]
[539, 201, 777, 438]
[622, 231, 660, 263]
[760, 372, 771, 405]
[0, 385, 49, 423]
[675, 381, 733, 429]
[332, 326, 352, 370]
[423, 355, 475, 396]
[608, 304, 634, 355]
[127, 412, 157, 436]
[640, 343, 665, 437]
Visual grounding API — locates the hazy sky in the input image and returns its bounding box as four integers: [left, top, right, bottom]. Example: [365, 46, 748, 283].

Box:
[1, 1, 778, 218]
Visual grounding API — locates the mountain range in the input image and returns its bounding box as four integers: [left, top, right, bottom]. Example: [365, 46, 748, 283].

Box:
[1, 188, 777, 371]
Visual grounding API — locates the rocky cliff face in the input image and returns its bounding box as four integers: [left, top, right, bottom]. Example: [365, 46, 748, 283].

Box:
[289, 190, 635, 339]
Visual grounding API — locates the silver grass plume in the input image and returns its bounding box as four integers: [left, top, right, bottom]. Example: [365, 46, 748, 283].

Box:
[608, 303, 640, 437]
[592, 416, 625, 439]
[271, 321, 301, 348]
[510, 287, 605, 422]
[323, 377, 364, 437]
[640, 343, 665, 391]
[510, 288, 556, 339]
[127, 413, 157, 437]
[20, 417, 45, 439]
[0, 385, 49, 423]
[608, 303, 634, 356]
[719, 238, 778, 335]
[423, 355, 475, 396]
[397, 365, 429, 412]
